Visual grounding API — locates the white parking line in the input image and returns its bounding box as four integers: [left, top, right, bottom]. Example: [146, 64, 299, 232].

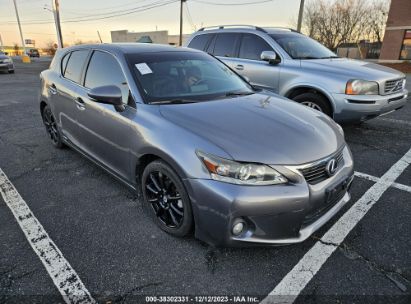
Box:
[0, 168, 96, 304]
[355, 171, 411, 194]
[261, 147, 411, 304]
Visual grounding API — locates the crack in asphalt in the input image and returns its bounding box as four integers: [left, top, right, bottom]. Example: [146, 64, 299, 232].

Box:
[113, 282, 163, 304]
[339, 244, 410, 293]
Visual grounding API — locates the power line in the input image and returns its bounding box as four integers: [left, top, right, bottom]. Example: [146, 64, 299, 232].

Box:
[185, 1, 196, 31]
[191, 0, 274, 6]
[0, 0, 178, 25]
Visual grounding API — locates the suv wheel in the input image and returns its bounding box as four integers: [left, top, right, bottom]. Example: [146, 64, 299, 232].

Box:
[292, 92, 332, 116]
[142, 160, 193, 237]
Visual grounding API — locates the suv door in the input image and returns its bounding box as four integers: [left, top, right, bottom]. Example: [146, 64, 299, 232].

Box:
[208, 33, 242, 71]
[236, 34, 280, 93]
[52, 49, 90, 148]
[75, 50, 134, 181]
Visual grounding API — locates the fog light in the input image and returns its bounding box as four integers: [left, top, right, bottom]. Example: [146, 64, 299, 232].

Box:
[232, 222, 245, 236]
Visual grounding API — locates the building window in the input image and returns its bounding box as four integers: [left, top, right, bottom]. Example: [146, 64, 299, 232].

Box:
[400, 30, 411, 60]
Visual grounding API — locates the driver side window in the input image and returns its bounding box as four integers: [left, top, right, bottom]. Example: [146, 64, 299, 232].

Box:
[84, 51, 130, 105]
[239, 34, 274, 61]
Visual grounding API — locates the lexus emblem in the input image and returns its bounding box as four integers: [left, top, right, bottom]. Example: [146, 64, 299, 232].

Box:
[326, 159, 338, 176]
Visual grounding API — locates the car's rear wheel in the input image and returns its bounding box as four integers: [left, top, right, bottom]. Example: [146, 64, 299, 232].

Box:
[42, 105, 64, 148]
[142, 160, 193, 237]
[292, 92, 332, 116]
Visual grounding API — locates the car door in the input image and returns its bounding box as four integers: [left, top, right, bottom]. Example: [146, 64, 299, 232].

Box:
[235, 34, 281, 93]
[208, 33, 243, 72]
[74, 50, 134, 181]
[51, 49, 90, 149]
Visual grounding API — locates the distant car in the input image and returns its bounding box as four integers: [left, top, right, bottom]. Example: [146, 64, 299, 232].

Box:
[185, 25, 408, 123]
[39, 44, 354, 246]
[28, 48, 40, 58]
[0, 52, 14, 73]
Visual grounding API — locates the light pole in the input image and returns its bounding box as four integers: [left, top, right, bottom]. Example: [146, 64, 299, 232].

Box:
[179, 0, 186, 46]
[52, 0, 64, 48]
[12, 0, 26, 56]
[297, 0, 305, 32]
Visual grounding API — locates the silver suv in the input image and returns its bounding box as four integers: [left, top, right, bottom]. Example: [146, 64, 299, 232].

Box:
[185, 25, 408, 123]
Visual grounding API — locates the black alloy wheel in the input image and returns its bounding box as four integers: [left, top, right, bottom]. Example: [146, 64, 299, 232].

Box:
[42, 105, 64, 148]
[142, 160, 193, 237]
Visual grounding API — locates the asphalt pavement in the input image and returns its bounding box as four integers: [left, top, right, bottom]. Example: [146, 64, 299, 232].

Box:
[0, 61, 410, 304]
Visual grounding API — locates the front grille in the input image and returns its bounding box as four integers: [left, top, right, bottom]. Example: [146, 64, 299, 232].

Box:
[299, 149, 344, 185]
[384, 78, 405, 95]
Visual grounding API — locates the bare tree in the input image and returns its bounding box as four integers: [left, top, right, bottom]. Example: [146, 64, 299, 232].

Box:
[302, 0, 389, 50]
[44, 41, 57, 55]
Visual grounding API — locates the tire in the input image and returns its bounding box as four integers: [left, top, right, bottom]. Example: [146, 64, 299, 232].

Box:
[292, 92, 332, 116]
[41, 105, 64, 148]
[8, 70, 14, 74]
[142, 160, 193, 237]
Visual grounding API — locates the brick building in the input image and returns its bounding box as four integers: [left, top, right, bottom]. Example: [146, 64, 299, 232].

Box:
[380, 0, 411, 61]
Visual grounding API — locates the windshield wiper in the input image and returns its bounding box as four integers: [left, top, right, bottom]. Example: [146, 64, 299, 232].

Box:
[225, 91, 255, 97]
[319, 56, 339, 59]
[150, 99, 198, 105]
[296, 56, 321, 60]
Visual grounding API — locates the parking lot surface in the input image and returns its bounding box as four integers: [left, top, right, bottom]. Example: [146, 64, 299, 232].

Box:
[0, 61, 410, 304]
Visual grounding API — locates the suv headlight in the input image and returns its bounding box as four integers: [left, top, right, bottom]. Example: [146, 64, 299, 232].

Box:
[197, 151, 287, 185]
[346, 80, 379, 95]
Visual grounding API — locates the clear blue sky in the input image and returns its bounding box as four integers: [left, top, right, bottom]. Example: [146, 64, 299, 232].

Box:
[0, 0, 301, 47]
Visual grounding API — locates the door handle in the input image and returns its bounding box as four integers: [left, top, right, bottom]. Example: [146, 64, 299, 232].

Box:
[235, 65, 244, 71]
[48, 84, 57, 95]
[75, 97, 85, 110]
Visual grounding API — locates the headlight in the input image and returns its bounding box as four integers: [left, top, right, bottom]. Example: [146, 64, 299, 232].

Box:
[3, 58, 12, 63]
[345, 79, 379, 95]
[197, 151, 287, 185]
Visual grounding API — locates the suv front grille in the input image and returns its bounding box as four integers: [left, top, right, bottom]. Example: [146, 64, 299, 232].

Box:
[384, 78, 405, 95]
[299, 149, 344, 185]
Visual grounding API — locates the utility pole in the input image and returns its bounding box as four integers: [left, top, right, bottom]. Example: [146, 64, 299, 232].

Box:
[12, 0, 26, 56]
[52, 0, 64, 48]
[97, 31, 103, 43]
[0, 34, 4, 52]
[297, 0, 305, 32]
[179, 0, 186, 46]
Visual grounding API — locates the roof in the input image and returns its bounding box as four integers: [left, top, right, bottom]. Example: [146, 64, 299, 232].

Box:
[62, 43, 198, 55]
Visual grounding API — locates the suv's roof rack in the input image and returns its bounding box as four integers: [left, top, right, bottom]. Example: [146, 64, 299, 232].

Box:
[263, 27, 300, 33]
[197, 25, 267, 33]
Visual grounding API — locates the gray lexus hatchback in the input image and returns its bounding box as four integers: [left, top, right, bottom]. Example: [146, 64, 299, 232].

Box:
[39, 44, 354, 246]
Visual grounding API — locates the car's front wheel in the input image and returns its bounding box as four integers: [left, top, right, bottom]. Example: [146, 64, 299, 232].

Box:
[292, 92, 332, 116]
[142, 160, 193, 237]
[42, 105, 64, 148]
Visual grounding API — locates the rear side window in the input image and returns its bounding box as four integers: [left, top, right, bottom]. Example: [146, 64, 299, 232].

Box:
[84, 51, 129, 104]
[239, 34, 273, 61]
[61, 53, 70, 74]
[212, 33, 240, 57]
[188, 34, 210, 51]
[63, 50, 89, 84]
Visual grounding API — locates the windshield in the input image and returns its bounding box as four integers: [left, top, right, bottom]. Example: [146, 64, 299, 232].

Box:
[270, 33, 337, 60]
[127, 51, 253, 104]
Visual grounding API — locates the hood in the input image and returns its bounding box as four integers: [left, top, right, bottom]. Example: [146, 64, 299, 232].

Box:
[301, 58, 405, 81]
[159, 94, 345, 165]
[0, 55, 10, 60]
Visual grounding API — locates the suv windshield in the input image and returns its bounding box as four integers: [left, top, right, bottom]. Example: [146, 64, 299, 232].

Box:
[270, 33, 337, 60]
[127, 51, 253, 104]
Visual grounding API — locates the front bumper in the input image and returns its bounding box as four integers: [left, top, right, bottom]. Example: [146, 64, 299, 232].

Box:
[184, 147, 354, 246]
[0, 63, 14, 72]
[332, 90, 408, 123]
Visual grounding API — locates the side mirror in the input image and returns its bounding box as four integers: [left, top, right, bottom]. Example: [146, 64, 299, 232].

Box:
[261, 51, 281, 65]
[88, 85, 125, 112]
